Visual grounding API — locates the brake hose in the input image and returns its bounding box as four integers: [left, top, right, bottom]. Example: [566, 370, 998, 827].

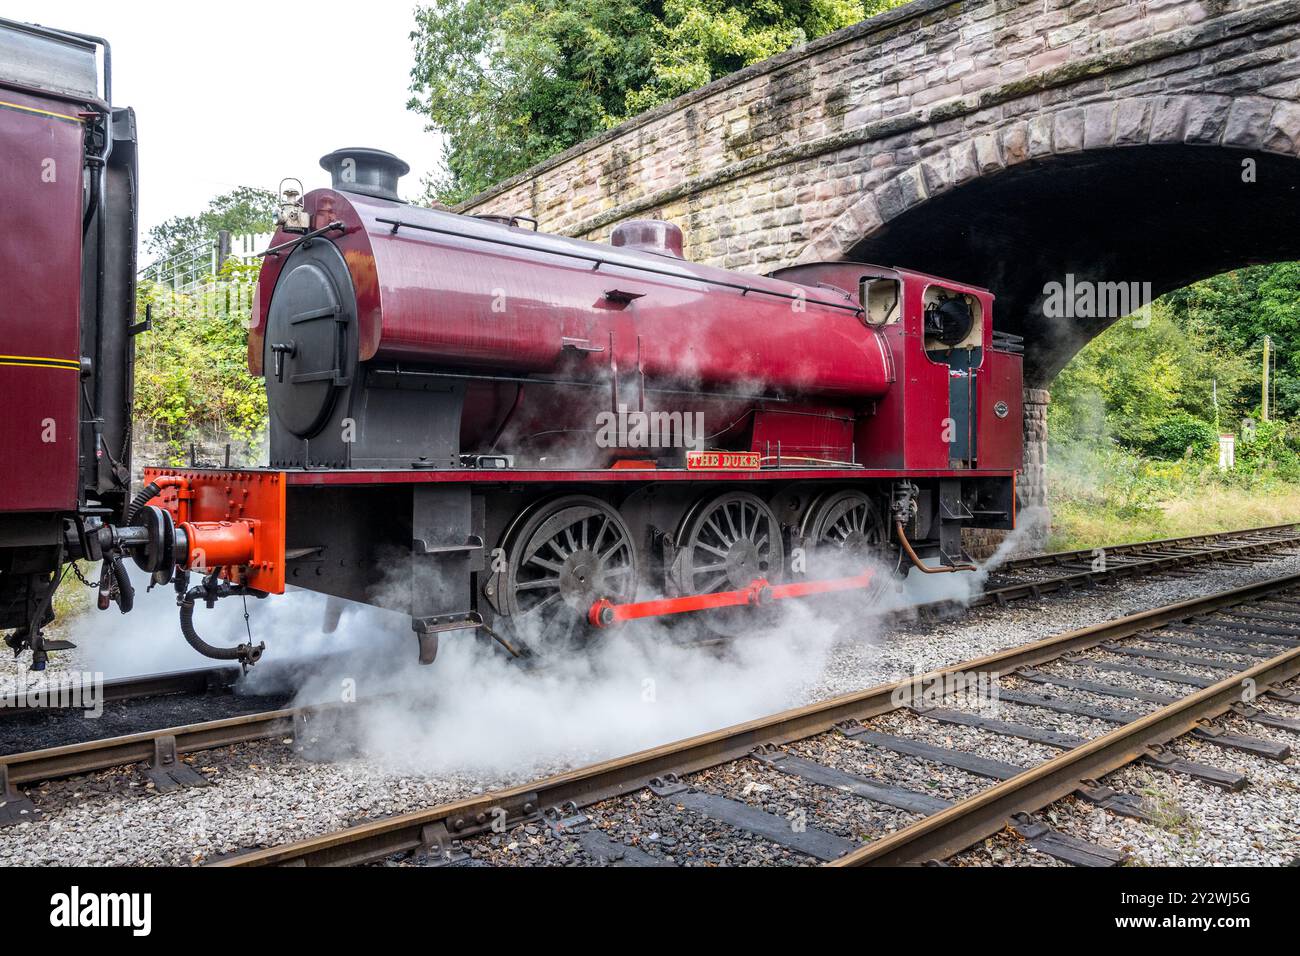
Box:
[178, 575, 264, 666]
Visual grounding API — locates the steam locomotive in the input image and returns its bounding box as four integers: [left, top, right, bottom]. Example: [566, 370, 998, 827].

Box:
[0, 18, 1022, 669]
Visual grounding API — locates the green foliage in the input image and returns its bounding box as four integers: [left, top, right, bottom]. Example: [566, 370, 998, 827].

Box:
[1050, 262, 1300, 549]
[625, 0, 885, 114]
[1050, 301, 1254, 452]
[147, 186, 279, 260]
[1047, 439, 1300, 552]
[1051, 441, 1164, 523]
[1148, 411, 1217, 461]
[1052, 262, 1300, 473]
[1164, 261, 1300, 418]
[1235, 418, 1300, 480]
[408, 0, 901, 204]
[134, 261, 267, 462]
[409, 0, 658, 204]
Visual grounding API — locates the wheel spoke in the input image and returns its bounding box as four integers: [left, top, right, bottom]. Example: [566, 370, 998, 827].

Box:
[524, 591, 563, 617]
[536, 600, 570, 643]
[515, 576, 560, 591]
[698, 571, 729, 593]
[601, 568, 634, 594]
[813, 495, 880, 554]
[698, 542, 730, 559]
[528, 554, 565, 574]
[592, 516, 610, 553]
[704, 515, 732, 547]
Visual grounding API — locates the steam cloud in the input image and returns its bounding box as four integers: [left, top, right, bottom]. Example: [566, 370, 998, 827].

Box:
[59, 514, 1049, 779]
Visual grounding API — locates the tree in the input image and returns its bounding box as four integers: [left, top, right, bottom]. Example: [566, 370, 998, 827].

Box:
[408, 0, 898, 204]
[134, 261, 268, 462]
[626, 0, 887, 114]
[409, 0, 658, 205]
[147, 186, 279, 261]
[1049, 301, 1255, 456]
[1165, 262, 1300, 419]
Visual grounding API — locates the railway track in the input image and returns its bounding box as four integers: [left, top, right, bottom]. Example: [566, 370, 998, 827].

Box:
[210, 572, 1300, 867]
[958, 522, 1300, 613]
[0, 698, 370, 825]
[2, 522, 1298, 835]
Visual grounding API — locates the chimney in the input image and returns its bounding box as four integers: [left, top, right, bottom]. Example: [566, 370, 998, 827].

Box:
[319, 148, 410, 202]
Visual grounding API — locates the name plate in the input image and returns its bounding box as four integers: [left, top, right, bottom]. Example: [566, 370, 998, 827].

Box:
[685, 450, 761, 471]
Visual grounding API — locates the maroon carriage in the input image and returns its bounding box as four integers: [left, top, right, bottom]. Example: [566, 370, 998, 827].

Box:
[0, 18, 138, 669]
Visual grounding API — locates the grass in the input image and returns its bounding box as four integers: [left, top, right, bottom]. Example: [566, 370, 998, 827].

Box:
[1050, 483, 1300, 550]
[1047, 442, 1300, 551]
[50, 561, 97, 624]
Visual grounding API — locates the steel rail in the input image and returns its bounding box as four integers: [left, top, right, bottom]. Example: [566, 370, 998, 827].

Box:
[211, 571, 1300, 867]
[962, 531, 1300, 611]
[995, 522, 1300, 572]
[0, 703, 330, 787]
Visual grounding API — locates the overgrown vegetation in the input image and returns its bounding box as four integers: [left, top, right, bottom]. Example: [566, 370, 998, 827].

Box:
[408, 0, 904, 204]
[147, 186, 278, 261]
[133, 261, 267, 464]
[132, 185, 278, 463]
[1048, 263, 1300, 550]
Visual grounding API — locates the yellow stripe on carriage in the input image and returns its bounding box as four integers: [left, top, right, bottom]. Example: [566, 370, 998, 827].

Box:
[0, 99, 85, 123]
[0, 354, 81, 370]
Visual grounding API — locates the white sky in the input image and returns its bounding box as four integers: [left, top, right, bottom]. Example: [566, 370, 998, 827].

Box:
[9, 1, 443, 256]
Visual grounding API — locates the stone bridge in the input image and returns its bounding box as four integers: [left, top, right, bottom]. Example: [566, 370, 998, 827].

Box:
[460, 0, 1300, 510]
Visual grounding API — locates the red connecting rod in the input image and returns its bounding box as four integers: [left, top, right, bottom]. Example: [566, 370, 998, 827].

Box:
[588, 568, 877, 629]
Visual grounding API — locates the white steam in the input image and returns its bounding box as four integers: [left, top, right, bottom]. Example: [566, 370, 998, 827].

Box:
[284, 562, 912, 776]
[64, 513, 1048, 778]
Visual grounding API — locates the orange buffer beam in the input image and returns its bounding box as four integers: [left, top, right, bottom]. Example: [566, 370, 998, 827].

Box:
[143, 469, 287, 594]
[588, 568, 876, 629]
